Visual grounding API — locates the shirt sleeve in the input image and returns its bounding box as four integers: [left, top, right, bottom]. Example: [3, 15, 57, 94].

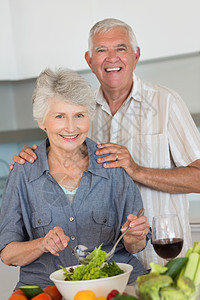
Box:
[168, 91, 200, 167]
[121, 172, 143, 221]
[121, 172, 151, 248]
[0, 167, 28, 252]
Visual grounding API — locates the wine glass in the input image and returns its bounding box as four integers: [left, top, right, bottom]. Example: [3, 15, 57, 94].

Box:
[152, 214, 183, 260]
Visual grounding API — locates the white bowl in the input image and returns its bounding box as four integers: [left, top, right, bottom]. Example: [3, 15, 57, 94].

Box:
[50, 263, 133, 300]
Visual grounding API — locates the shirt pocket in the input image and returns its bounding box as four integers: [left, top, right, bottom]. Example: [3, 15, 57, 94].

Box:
[31, 209, 52, 238]
[133, 133, 171, 168]
[76, 210, 115, 248]
[92, 210, 116, 245]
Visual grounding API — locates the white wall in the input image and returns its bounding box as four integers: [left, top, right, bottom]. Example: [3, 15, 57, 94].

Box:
[0, 0, 200, 80]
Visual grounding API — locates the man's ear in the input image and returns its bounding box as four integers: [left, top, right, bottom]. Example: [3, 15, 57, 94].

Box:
[85, 51, 93, 72]
[135, 47, 140, 64]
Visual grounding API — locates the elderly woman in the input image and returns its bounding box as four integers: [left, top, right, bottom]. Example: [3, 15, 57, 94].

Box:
[0, 68, 150, 289]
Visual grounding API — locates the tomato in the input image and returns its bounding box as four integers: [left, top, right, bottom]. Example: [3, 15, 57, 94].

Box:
[8, 295, 28, 300]
[11, 290, 27, 297]
[43, 285, 62, 300]
[107, 289, 119, 300]
[32, 293, 52, 300]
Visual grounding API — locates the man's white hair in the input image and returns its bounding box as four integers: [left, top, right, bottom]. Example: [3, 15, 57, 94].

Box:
[88, 18, 138, 56]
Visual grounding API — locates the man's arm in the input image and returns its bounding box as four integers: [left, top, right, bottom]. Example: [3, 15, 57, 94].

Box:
[95, 143, 200, 194]
[9, 144, 38, 170]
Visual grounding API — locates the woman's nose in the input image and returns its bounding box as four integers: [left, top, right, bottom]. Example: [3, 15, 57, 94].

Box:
[64, 118, 75, 132]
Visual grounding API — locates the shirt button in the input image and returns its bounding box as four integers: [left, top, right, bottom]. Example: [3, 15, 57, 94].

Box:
[71, 235, 76, 240]
[37, 219, 42, 224]
[69, 216, 74, 222]
[103, 218, 107, 223]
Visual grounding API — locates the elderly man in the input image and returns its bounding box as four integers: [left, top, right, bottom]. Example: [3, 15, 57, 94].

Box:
[10, 18, 200, 268]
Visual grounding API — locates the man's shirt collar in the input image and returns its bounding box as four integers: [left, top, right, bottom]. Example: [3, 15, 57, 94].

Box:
[96, 73, 143, 111]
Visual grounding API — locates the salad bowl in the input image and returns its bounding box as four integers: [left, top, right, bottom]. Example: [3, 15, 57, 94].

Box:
[50, 262, 133, 300]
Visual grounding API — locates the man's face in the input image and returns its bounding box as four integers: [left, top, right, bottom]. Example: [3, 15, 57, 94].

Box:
[85, 27, 140, 92]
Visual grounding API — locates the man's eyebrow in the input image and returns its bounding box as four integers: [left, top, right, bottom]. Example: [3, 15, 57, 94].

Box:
[115, 44, 128, 49]
[95, 44, 128, 51]
[95, 45, 106, 51]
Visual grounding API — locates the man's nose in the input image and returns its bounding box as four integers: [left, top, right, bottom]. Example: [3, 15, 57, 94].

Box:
[106, 49, 118, 61]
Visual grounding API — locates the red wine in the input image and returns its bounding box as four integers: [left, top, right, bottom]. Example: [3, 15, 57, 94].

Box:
[152, 238, 183, 259]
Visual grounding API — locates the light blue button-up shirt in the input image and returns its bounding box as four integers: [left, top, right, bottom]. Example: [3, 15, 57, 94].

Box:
[0, 138, 149, 289]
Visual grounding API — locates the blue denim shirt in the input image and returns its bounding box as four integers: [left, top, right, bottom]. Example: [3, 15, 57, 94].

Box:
[0, 138, 149, 289]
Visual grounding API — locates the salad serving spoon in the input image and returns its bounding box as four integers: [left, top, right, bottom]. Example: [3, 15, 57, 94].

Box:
[66, 244, 91, 264]
[67, 207, 145, 265]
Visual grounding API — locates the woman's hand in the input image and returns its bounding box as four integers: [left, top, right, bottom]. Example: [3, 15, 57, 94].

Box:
[121, 214, 150, 254]
[41, 226, 70, 256]
[9, 144, 38, 170]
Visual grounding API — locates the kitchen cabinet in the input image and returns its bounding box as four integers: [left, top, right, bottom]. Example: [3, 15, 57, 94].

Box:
[1, 0, 200, 80]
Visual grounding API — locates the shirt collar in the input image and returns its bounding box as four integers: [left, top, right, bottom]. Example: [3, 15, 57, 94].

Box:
[131, 73, 143, 102]
[84, 137, 110, 179]
[95, 88, 111, 114]
[28, 139, 50, 182]
[96, 73, 143, 110]
[28, 137, 110, 182]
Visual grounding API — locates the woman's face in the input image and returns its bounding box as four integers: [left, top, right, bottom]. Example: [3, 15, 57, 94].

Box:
[39, 98, 90, 154]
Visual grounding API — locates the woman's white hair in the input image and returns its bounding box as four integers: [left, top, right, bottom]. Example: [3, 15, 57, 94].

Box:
[88, 18, 138, 56]
[32, 68, 96, 124]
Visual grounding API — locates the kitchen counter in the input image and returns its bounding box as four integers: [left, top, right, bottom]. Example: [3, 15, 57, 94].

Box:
[0, 193, 199, 299]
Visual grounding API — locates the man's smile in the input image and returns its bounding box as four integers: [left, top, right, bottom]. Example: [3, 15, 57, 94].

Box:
[105, 67, 121, 72]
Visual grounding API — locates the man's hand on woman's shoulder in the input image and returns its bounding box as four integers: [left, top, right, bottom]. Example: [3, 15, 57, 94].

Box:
[9, 144, 38, 170]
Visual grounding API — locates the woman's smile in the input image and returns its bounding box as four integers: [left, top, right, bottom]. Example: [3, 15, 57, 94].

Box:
[59, 134, 79, 141]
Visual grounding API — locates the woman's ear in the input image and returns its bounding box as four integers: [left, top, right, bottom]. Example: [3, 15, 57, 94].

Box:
[37, 121, 46, 131]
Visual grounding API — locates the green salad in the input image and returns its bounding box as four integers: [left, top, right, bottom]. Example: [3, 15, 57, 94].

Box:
[59, 244, 124, 281]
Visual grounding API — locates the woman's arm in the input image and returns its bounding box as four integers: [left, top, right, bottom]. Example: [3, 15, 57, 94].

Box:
[1, 239, 44, 266]
[0, 227, 70, 266]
